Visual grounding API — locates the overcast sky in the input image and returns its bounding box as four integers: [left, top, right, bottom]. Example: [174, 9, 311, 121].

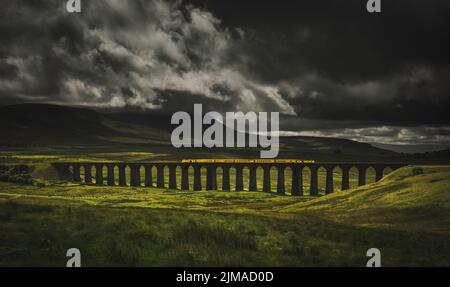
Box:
[1, 0, 450, 147]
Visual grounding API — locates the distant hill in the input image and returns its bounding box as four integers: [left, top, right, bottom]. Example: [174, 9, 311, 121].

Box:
[0, 104, 112, 144]
[0, 104, 169, 146]
[371, 142, 450, 154]
[0, 103, 437, 162]
[279, 135, 397, 160]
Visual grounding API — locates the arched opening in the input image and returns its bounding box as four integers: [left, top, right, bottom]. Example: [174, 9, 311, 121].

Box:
[188, 166, 195, 190]
[151, 166, 158, 187]
[163, 165, 170, 188]
[284, 167, 292, 195]
[101, 165, 108, 185]
[229, 167, 236, 191]
[317, 166, 327, 195]
[68, 165, 74, 177]
[80, 166, 86, 182]
[92, 165, 99, 184]
[270, 166, 278, 193]
[256, 166, 264, 191]
[383, 166, 393, 177]
[365, 167, 376, 184]
[349, 166, 359, 189]
[333, 166, 343, 192]
[243, 166, 250, 191]
[216, 166, 223, 191]
[302, 166, 311, 195]
[125, 165, 131, 186]
[176, 166, 182, 190]
[102, 164, 108, 181]
[200, 166, 207, 190]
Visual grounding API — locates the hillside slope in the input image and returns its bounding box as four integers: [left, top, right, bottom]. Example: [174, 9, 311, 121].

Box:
[0, 104, 170, 145]
[280, 165, 450, 235]
[0, 104, 115, 144]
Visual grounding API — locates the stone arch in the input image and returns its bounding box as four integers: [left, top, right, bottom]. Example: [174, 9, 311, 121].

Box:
[188, 166, 195, 190]
[317, 166, 327, 195]
[125, 165, 131, 186]
[102, 165, 108, 181]
[269, 166, 278, 193]
[242, 166, 250, 191]
[332, 166, 343, 192]
[284, 166, 293, 195]
[216, 166, 223, 191]
[175, 165, 182, 189]
[90, 165, 97, 184]
[163, 165, 170, 188]
[200, 166, 207, 190]
[302, 166, 311, 195]
[68, 165, 74, 176]
[348, 166, 359, 189]
[229, 166, 237, 191]
[66, 165, 77, 182]
[139, 165, 146, 186]
[256, 166, 264, 191]
[79, 165, 86, 182]
[151, 166, 158, 187]
[365, 166, 376, 184]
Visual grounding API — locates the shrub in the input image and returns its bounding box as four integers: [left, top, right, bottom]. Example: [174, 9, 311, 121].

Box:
[9, 174, 33, 185]
[412, 167, 424, 176]
[0, 173, 9, 181]
[0, 165, 34, 185]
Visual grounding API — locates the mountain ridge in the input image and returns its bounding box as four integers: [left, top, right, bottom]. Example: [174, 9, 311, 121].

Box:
[0, 103, 442, 162]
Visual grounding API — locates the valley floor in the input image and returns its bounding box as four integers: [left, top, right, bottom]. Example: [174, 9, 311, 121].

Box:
[0, 165, 449, 266]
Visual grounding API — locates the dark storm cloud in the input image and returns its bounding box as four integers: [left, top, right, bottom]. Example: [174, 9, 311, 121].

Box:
[188, 0, 450, 125]
[190, 0, 450, 80]
[0, 0, 295, 113]
[184, 0, 450, 146]
[282, 125, 450, 147]
[0, 0, 450, 145]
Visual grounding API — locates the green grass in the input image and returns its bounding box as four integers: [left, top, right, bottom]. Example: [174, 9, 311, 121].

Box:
[279, 165, 450, 235]
[1, 198, 449, 267]
[0, 151, 449, 266]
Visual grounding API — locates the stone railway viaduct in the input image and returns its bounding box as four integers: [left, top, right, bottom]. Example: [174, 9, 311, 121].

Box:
[54, 161, 407, 196]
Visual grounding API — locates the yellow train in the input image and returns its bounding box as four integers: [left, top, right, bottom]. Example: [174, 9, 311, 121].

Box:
[181, 159, 316, 164]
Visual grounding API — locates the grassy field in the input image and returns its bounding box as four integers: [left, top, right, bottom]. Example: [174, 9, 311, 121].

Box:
[0, 151, 449, 266]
